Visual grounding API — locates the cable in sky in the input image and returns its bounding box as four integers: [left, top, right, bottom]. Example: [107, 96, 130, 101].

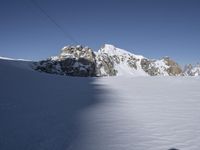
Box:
[30, 0, 79, 45]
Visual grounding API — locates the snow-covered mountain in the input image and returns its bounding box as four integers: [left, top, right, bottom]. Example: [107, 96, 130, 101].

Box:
[184, 64, 200, 76]
[34, 44, 183, 77]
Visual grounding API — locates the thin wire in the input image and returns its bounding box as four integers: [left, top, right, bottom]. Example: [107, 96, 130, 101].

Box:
[30, 0, 79, 45]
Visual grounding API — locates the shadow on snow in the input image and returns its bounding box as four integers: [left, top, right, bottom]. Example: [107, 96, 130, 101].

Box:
[0, 59, 105, 150]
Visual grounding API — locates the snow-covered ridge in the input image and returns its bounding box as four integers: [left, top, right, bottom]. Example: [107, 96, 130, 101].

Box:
[98, 44, 144, 59]
[0, 56, 14, 60]
[0, 56, 31, 61]
[33, 44, 183, 77]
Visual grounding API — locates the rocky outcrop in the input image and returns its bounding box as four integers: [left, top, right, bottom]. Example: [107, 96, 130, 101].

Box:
[95, 53, 117, 76]
[184, 64, 200, 76]
[140, 57, 182, 76]
[140, 59, 160, 76]
[34, 45, 97, 77]
[163, 57, 182, 76]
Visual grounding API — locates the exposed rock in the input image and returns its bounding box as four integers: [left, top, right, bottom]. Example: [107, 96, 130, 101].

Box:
[141, 59, 160, 76]
[127, 56, 138, 69]
[163, 57, 182, 76]
[35, 45, 97, 77]
[95, 53, 117, 76]
[184, 63, 200, 76]
[140, 57, 182, 76]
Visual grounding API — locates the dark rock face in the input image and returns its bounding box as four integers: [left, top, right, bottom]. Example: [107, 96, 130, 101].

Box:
[34, 45, 97, 77]
[140, 57, 182, 76]
[163, 57, 182, 76]
[95, 53, 117, 76]
[34, 59, 62, 74]
[183, 63, 200, 76]
[141, 59, 159, 76]
[127, 56, 138, 70]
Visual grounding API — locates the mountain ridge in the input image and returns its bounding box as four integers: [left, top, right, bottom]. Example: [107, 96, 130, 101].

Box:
[33, 44, 183, 77]
[1, 44, 199, 77]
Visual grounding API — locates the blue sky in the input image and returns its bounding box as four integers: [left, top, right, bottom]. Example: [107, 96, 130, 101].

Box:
[0, 0, 200, 65]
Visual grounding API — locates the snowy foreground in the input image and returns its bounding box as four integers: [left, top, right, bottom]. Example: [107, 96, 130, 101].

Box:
[1, 59, 200, 150]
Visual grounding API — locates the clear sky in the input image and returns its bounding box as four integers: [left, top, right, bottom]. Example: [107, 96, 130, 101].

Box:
[1, 0, 200, 65]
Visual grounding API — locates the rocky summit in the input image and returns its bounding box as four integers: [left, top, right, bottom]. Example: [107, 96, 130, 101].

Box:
[34, 44, 183, 77]
[183, 64, 200, 76]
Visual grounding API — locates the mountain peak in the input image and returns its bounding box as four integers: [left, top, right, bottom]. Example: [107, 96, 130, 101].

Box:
[99, 44, 145, 60]
[102, 44, 116, 49]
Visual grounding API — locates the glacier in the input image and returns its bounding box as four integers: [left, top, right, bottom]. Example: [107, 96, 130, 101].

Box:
[0, 58, 200, 150]
[68, 76, 200, 150]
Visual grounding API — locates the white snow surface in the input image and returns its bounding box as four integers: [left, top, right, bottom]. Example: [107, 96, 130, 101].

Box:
[114, 62, 147, 76]
[1, 59, 200, 150]
[99, 44, 145, 59]
[68, 76, 200, 150]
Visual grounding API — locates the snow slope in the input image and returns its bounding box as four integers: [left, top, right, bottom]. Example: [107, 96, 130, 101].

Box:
[0, 58, 102, 150]
[1, 58, 200, 150]
[68, 76, 200, 150]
